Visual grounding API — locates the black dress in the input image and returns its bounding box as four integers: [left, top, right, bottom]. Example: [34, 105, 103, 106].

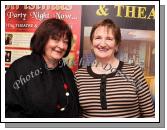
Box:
[5, 53, 80, 118]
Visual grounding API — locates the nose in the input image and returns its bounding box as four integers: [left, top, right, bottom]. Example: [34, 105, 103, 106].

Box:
[100, 39, 107, 46]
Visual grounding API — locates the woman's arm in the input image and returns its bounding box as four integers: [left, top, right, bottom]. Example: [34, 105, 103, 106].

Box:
[5, 64, 25, 118]
[134, 66, 155, 118]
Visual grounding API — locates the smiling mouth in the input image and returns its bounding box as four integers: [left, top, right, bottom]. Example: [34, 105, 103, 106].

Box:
[52, 49, 64, 54]
[97, 47, 109, 52]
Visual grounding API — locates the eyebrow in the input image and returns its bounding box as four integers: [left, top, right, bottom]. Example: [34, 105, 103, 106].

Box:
[106, 36, 114, 39]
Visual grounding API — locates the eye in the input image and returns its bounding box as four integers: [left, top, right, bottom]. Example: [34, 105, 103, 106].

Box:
[54, 39, 59, 42]
[106, 37, 113, 41]
[51, 38, 59, 42]
[94, 36, 102, 42]
[106, 37, 114, 43]
[94, 36, 101, 39]
[63, 40, 68, 44]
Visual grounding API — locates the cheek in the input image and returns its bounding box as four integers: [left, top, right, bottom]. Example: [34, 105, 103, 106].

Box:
[45, 42, 57, 50]
[109, 41, 118, 48]
[109, 45, 116, 49]
[64, 45, 68, 50]
[44, 45, 50, 53]
[92, 42, 98, 48]
[44, 44, 53, 55]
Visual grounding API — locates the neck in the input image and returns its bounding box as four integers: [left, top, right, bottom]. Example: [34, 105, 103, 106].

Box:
[94, 57, 119, 68]
[92, 57, 119, 74]
[43, 55, 58, 69]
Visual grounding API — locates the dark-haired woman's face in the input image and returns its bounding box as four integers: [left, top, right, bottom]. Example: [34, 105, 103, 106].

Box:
[43, 37, 68, 62]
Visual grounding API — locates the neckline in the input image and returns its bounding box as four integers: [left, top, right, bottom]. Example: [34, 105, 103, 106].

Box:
[40, 55, 64, 71]
[87, 61, 124, 78]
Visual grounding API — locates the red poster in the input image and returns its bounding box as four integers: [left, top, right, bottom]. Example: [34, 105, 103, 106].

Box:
[5, 5, 82, 73]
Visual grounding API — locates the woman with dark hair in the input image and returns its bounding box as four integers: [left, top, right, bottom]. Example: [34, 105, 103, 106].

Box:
[5, 18, 80, 118]
[75, 19, 155, 118]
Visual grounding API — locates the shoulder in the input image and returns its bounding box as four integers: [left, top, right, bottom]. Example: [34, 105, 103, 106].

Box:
[121, 62, 142, 72]
[62, 65, 74, 75]
[118, 62, 143, 78]
[74, 66, 91, 81]
[75, 67, 87, 75]
[5, 55, 32, 79]
[60, 63, 77, 80]
[6, 53, 42, 74]
[8, 55, 32, 70]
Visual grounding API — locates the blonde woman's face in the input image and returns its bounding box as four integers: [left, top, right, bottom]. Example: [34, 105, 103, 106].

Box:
[92, 26, 118, 60]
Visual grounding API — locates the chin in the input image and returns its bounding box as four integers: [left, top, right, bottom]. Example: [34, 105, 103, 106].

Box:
[51, 56, 62, 61]
[51, 53, 63, 59]
[96, 52, 114, 58]
[98, 56, 109, 59]
[96, 54, 113, 59]
[96, 54, 109, 57]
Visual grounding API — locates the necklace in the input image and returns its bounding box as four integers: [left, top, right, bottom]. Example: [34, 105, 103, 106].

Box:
[56, 83, 70, 111]
[55, 71, 70, 112]
[45, 62, 70, 111]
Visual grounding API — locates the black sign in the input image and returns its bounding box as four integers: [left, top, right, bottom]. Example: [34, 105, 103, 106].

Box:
[82, 5, 155, 30]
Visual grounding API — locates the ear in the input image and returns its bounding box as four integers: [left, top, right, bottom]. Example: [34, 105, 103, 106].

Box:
[90, 42, 94, 50]
[90, 45, 95, 56]
[115, 45, 118, 53]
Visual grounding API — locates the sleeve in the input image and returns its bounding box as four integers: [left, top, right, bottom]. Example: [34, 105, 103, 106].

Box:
[5, 64, 25, 118]
[74, 71, 83, 117]
[74, 72, 78, 89]
[134, 66, 155, 118]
